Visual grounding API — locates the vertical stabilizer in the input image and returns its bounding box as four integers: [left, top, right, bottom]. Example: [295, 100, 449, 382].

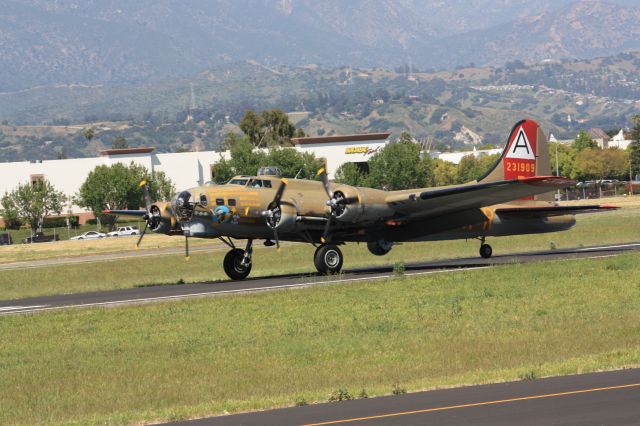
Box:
[477, 119, 552, 201]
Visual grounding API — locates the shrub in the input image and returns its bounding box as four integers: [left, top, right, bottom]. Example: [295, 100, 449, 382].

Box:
[393, 262, 405, 276]
[392, 383, 407, 395]
[42, 216, 80, 229]
[328, 388, 354, 402]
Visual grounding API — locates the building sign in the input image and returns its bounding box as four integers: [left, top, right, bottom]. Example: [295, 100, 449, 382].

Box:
[345, 146, 381, 156]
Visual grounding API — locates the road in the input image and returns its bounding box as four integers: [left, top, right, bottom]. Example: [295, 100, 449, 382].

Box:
[1, 241, 639, 315]
[165, 368, 640, 425]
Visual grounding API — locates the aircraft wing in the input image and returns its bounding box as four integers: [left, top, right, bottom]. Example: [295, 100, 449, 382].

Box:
[103, 209, 147, 217]
[495, 204, 619, 218]
[385, 176, 574, 218]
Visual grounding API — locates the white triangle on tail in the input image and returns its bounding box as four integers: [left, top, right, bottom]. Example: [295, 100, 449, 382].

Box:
[505, 126, 535, 160]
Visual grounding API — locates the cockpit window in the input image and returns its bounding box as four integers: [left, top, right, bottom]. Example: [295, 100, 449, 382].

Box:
[228, 178, 248, 186]
[249, 179, 262, 188]
[262, 180, 272, 188]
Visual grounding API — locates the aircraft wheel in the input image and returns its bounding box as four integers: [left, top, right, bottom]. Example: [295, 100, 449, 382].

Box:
[480, 243, 493, 259]
[223, 248, 252, 280]
[314, 245, 343, 274]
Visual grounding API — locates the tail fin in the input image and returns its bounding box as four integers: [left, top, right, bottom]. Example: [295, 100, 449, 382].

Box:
[477, 119, 552, 201]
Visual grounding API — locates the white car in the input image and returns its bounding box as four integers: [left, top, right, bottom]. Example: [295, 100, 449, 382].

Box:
[107, 226, 140, 237]
[70, 231, 107, 240]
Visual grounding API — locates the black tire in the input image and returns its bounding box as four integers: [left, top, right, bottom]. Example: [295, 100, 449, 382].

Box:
[480, 243, 493, 259]
[314, 245, 344, 274]
[223, 248, 252, 280]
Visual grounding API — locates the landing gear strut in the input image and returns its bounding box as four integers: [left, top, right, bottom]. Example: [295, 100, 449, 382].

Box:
[314, 244, 344, 274]
[223, 239, 253, 280]
[479, 237, 493, 259]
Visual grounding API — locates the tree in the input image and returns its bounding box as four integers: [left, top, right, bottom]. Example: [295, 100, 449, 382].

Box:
[0, 192, 22, 229]
[573, 148, 628, 181]
[1, 181, 66, 233]
[363, 139, 433, 190]
[211, 139, 322, 183]
[432, 158, 458, 186]
[549, 142, 575, 178]
[572, 130, 597, 151]
[239, 109, 301, 148]
[221, 132, 246, 150]
[629, 114, 640, 180]
[239, 109, 263, 146]
[334, 162, 366, 186]
[76, 163, 175, 229]
[455, 153, 500, 183]
[266, 148, 321, 180]
[113, 136, 128, 149]
[83, 128, 95, 143]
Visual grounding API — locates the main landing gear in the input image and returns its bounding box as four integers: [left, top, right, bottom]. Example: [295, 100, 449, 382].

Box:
[314, 244, 344, 274]
[223, 239, 253, 280]
[479, 237, 493, 259]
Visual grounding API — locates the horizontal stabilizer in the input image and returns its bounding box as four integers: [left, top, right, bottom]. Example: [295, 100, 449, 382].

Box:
[103, 209, 147, 217]
[496, 204, 619, 218]
[386, 176, 574, 219]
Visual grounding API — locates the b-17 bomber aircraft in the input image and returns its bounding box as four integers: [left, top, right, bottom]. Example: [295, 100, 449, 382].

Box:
[107, 119, 616, 280]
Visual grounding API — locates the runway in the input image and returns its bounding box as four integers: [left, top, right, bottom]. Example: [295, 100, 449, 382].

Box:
[166, 368, 640, 425]
[1, 241, 639, 315]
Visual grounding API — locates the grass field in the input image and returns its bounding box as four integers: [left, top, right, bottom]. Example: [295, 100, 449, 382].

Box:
[1, 206, 639, 300]
[1, 253, 639, 425]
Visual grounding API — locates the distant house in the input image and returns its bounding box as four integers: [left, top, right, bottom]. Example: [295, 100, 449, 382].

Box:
[588, 128, 611, 148]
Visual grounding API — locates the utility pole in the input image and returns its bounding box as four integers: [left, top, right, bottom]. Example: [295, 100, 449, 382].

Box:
[630, 156, 634, 196]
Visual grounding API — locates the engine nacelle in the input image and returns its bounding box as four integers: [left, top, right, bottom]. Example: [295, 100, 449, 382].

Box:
[331, 187, 365, 223]
[266, 203, 297, 233]
[367, 239, 393, 256]
[149, 203, 176, 234]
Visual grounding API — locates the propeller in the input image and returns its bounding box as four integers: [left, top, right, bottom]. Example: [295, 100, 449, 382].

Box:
[316, 168, 361, 243]
[136, 180, 153, 248]
[261, 178, 288, 249]
[184, 232, 190, 261]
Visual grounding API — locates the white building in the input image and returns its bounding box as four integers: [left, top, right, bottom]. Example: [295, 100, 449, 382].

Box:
[0, 133, 392, 222]
[291, 132, 390, 177]
[433, 147, 503, 165]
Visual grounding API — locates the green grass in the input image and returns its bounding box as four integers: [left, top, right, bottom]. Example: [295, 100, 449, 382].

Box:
[1, 208, 639, 300]
[1, 253, 640, 425]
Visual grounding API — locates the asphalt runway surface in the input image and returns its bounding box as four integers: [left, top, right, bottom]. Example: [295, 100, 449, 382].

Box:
[1, 241, 639, 315]
[165, 368, 640, 425]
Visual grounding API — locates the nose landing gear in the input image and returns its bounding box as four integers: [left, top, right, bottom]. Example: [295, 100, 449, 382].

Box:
[223, 239, 253, 280]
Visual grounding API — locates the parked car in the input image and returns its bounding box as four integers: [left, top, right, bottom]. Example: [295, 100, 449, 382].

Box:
[107, 226, 140, 237]
[70, 231, 107, 240]
[22, 232, 60, 244]
[0, 233, 13, 246]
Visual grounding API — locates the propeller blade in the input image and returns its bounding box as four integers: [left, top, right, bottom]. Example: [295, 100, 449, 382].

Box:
[135, 220, 149, 248]
[273, 178, 288, 205]
[272, 226, 280, 250]
[317, 168, 332, 199]
[139, 180, 152, 212]
[335, 196, 360, 205]
[184, 234, 190, 261]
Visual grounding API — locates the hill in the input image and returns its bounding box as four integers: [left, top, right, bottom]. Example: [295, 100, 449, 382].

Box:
[1, 50, 640, 162]
[2, 1, 640, 91]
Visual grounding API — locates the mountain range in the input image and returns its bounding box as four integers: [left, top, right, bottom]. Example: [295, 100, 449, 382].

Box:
[2, 0, 640, 91]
